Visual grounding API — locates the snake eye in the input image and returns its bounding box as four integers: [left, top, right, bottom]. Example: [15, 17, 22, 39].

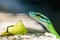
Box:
[35, 14, 41, 18]
[35, 13, 48, 21]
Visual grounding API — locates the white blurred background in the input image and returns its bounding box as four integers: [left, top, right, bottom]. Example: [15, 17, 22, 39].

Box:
[0, 12, 45, 35]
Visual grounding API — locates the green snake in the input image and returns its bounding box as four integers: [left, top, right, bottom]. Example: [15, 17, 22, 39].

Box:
[29, 11, 60, 38]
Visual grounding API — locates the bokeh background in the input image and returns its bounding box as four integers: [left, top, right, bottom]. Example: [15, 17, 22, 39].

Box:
[0, 0, 60, 35]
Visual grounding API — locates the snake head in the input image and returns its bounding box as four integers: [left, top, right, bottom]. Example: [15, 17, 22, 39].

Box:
[29, 12, 50, 27]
